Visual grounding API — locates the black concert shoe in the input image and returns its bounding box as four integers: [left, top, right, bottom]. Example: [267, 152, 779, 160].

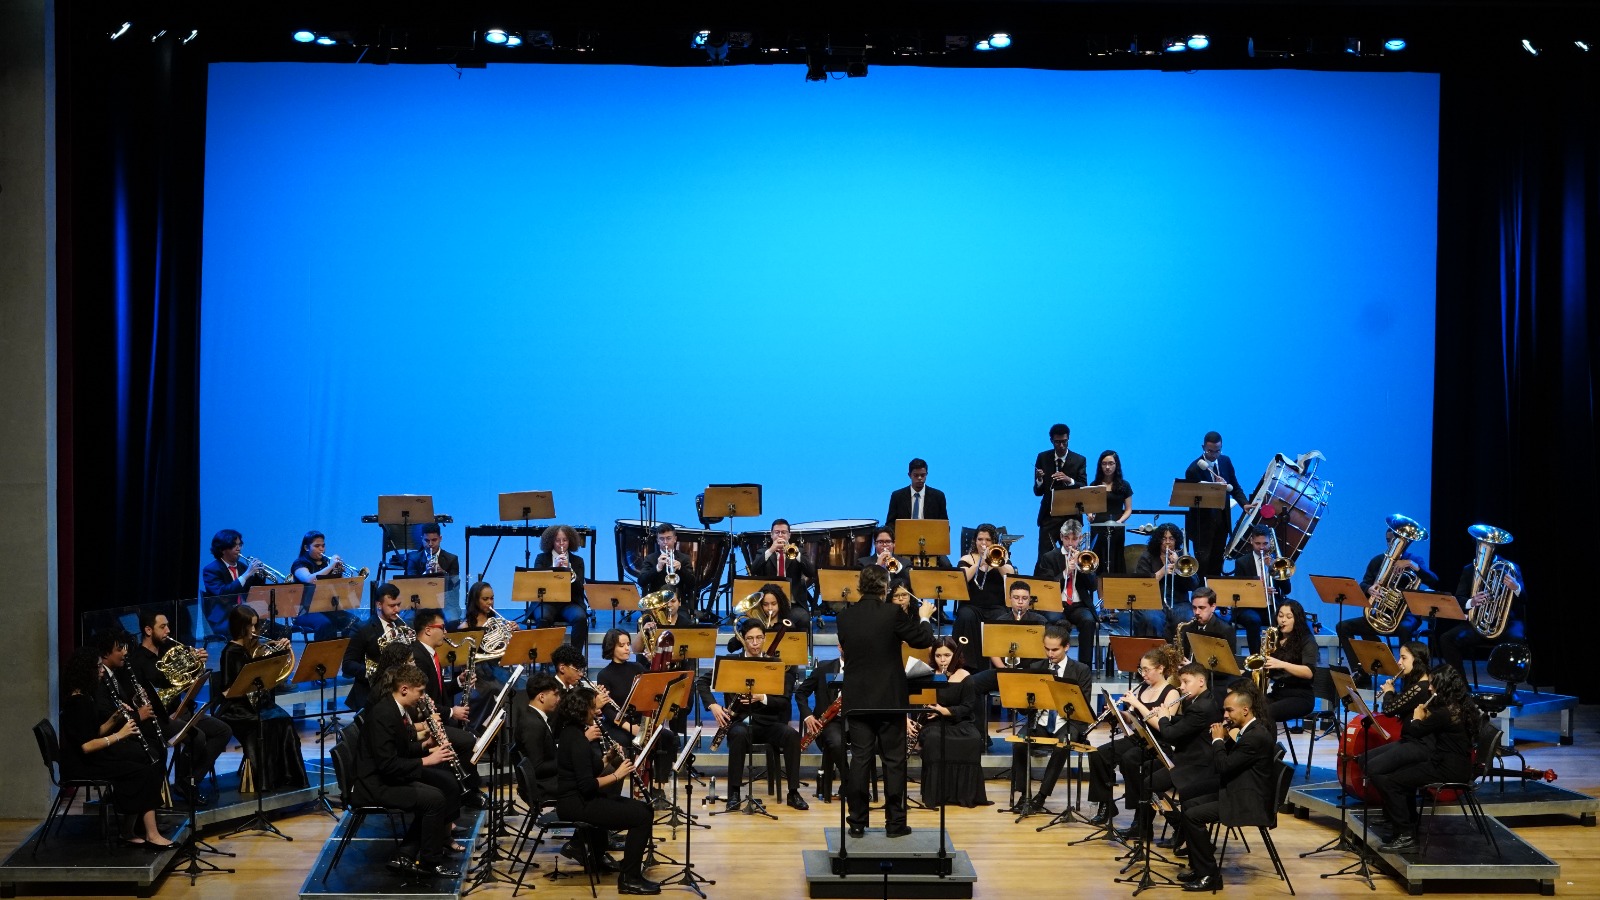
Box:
[1026, 796, 1048, 814]
[1379, 832, 1418, 853]
[1182, 875, 1221, 892]
[386, 856, 420, 875]
[461, 790, 491, 809]
[1176, 869, 1201, 883]
[885, 824, 913, 838]
[418, 861, 462, 879]
[788, 792, 810, 811]
[1113, 826, 1144, 844]
[1087, 802, 1116, 826]
[617, 872, 663, 895]
[725, 797, 742, 812]
[847, 825, 866, 839]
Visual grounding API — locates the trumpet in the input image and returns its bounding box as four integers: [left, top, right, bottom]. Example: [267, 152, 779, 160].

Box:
[554, 552, 578, 583]
[984, 543, 1009, 568]
[661, 551, 680, 586]
[783, 540, 802, 562]
[331, 555, 371, 579]
[242, 555, 289, 584]
[884, 555, 904, 575]
[424, 547, 442, 575]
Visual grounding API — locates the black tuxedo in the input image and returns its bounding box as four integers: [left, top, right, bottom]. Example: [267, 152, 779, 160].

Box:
[513, 704, 560, 804]
[200, 558, 266, 632]
[885, 485, 948, 526]
[835, 597, 934, 830]
[353, 696, 461, 867]
[1034, 549, 1101, 664]
[341, 616, 397, 711]
[411, 641, 483, 790]
[1226, 553, 1291, 656]
[797, 658, 848, 792]
[1181, 716, 1277, 880]
[1176, 614, 1235, 663]
[1182, 453, 1249, 577]
[1033, 448, 1090, 560]
[1151, 689, 1225, 810]
[1012, 655, 1094, 800]
[694, 650, 802, 797]
[404, 548, 460, 578]
[638, 549, 696, 610]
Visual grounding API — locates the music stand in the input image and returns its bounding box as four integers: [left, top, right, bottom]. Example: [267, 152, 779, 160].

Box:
[378, 494, 436, 562]
[813, 568, 862, 605]
[731, 576, 780, 607]
[660, 628, 720, 670]
[703, 485, 762, 620]
[1348, 639, 1400, 703]
[982, 623, 1047, 667]
[245, 583, 312, 630]
[1005, 574, 1060, 613]
[709, 658, 786, 818]
[895, 519, 950, 568]
[1109, 637, 1168, 686]
[1204, 577, 1266, 610]
[164, 698, 236, 883]
[1406, 590, 1466, 647]
[513, 569, 571, 628]
[585, 580, 640, 631]
[1101, 576, 1162, 645]
[659, 724, 715, 896]
[291, 637, 350, 817]
[997, 672, 1062, 818]
[1051, 485, 1108, 519]
[310, 576, 365, 617]
[1186, 632, 1244, 691]
[763, 630, 808, 666]
[1034, 681, 1095, 831]
[909, 567, 968, 624]
[1168, 480, 1228, 512]
[1313, 667, 1387, 887]
[220, 654, 295, 841]
[392, 575, 447, 611]
[501, 627, 567, 670]
[1311, 575, 1369, 667]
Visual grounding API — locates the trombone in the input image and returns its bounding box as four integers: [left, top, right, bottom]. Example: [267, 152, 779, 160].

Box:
[1073, 549, 1099, 574]
[984, 543, 1010, 568]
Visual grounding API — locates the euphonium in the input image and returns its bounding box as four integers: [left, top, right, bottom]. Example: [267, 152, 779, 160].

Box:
[1466, 524, 1521, 639]
[154, 638, 208, 707]
[1364, 514, 1429, 634]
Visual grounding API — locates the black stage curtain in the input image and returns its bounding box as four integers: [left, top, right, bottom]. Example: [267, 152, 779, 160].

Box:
[1432, 64, 1599, 700]
[57, 14, 208, 654]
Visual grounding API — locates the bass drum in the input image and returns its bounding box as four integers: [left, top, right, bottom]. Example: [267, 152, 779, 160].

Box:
[1337, 713, 1402, 804]
[791, 519, 879, 568]
[613, 519, 732, 607]
[1225, 452, 1332, 561]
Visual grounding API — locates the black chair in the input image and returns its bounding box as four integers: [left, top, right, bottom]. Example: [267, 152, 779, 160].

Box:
[1418, 721, 1502, 858]
[30, 719, 114, 856]
[509, 758, 598, 899]
[1300, 667, 1342, 777]
[322, 740, 408, 883]
[1216, 748, 1296, 895]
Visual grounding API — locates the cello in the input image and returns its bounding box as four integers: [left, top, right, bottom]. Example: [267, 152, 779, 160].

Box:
[1338, 711, 1401, 804]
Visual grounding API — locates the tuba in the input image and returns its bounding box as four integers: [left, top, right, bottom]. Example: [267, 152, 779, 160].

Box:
[1466, 524, 1521, 639]
[1364, 514, 1429, 634]
[154, 639, 208, 707]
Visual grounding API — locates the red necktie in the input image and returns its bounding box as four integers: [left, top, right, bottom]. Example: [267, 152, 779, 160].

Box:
[227, 564, 239, 583]
[778, 554, 786, 578]
[1065, 574, 1074, 605]
[432, 655, 443, 696]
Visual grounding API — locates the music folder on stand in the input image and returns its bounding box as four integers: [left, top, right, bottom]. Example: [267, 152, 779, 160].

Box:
[1186, 632, 1244, 693]
[219, 653, 296, 841]
[1168, 480, 1229, 512]
[1348, 639, 1401, 700]
[703, 484, 762, 621]
[1204, 576, 1267, 611]
[708, 658, 786, 820]
[909, 567, 966, 626]
[587, 580, 641, 631]
[1051, 485, 1108, 519]
[378, 494, 436, 566]
[290, 637, 351, 818]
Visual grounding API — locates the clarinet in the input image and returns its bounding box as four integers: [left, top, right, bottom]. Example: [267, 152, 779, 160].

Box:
[414, 694, 469, 782]
[104, 666, 159, 763]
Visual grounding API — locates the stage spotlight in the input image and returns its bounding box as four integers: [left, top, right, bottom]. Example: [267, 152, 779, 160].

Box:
[1163, 36, 1188, 52]
[1577, 41, 1591, 52]
[846, 58, 867, 77]
[183, 30, 198, 44]
[988, 32, 1012, 49]
[315, 35, 336, 46]
[293, 30, 315, 43]
[1384, 38, 1407, 51]
[1344, 38, 1361, 54]
[1521, 39, 1540, 56]
[1186, 34, 1210, 50]
[485, 28, 508, 44]
[150, 29, 167, 42]
[110, 21, 132, 40]
[505, 33, 523, 47]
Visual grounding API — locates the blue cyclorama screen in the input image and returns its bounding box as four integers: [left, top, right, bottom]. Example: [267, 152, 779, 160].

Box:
[200, 62, 1439, 625]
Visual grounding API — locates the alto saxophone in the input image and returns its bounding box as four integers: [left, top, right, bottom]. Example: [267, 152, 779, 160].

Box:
[1243, 626, 1279, 693]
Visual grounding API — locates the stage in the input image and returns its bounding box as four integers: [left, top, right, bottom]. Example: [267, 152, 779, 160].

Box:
[0, 812, 189, 898]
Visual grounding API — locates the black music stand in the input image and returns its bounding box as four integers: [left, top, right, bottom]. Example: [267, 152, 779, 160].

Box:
[996, 672, 1061, 820]
[498, 489, 556, 571]
[291, 637, 350, 818]
[703, 484, 762, 621]
[166, 699, 237, 884]
[1406, 589, 1467, 650]
[219, 654, 295, 841]
[658, 726, 714, 897]
[707, 658, 784, 820]
[1314, 668, 1390, 889]
[1348, 639, 1400, 706]
[1187, 632, 1244, 694]
[1031, 680, 1094, 832]
[1113, 709, 1181, 895]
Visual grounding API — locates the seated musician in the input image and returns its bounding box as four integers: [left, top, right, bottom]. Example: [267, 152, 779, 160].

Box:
[410, 608, 489, 808]
[130, 610, 232, 806]
[1366, 665, 1481, 852]
[1085, 645, 1181, 827]
[694, 619, 809, 811]
[638, 524, 697, 616]
[1260, 599, 1319, 725]
[1433, 562, 1521, 670]
[748, 518, 816, 612]
[553, 686, 661, 895]
[1225, 526, 1293, 657]
[351, 661, 463, 879]
[200, 529, 267, 638]
[910, 637, 990, 808]
[1012, 625, 1094, 812]
[60, 645, 172, 848]
[798, 647, 846, 801]
[342, 583, 409, 711]
[595, 629, 677, 807]
[216, 606, 308, 791]
[514, 673, 563, 807]
[963, 580, 1048, 748]
[1335, 527, 1442, 685]
[1144, 662, 1225, 850]
[533, 524, 590, 651]
[728, 582, 809, 646]
[289, 529, 360, 640]
[455, 581, 509, 719]
[1174, 684, 1276, 893]
[404, 522, 462, 620]
[1132, 523, 1196, 639]
[1175, 586, 1234, 663]
[954, 524, 1017, 669]
[1087, 449, 1134, 574]
[1034, 520, 1101, 665]
[550, 643, 590, 693]
[857, 528, 914, 592]
[1378, 641, 1432, 719]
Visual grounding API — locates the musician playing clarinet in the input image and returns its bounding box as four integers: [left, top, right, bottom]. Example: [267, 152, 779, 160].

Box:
[695, 620, 808, 811]
[553, 686, 660, 894]
[409, 609, 488, 808]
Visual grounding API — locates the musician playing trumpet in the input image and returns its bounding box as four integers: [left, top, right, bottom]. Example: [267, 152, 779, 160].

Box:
[749, 518, 815, 613]
[532, 524, 590, 651]
[404, 523, 462, 620]
[954, 524, 1016, 668]
[201, 529, 268, 637]
[638, 523, 695, 615]
[290, 529, 359, 640]
[857, 528, 913, 593]
[1034, 519, 1101, 665]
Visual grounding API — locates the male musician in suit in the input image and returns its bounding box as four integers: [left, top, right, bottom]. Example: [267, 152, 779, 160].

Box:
[1176, 586, 1235, 666]
[638, 523, 698, 615]
[696, 619, 809, 812]
[798, 648, 847, 800]
[200, 529, 267, 637]
[352, 661, 463, 879]
[410, 608, 488, 806]
[342, 582, 407, 711]
[1225, 526, 1293, 656]
[514, 673, 563, 804]
[1136, 662, 1224, 843]
[1015, 624, 1095, 811]
[747, 518, 815, 611]
[550, 643, 590, 692]
[1335, 528, 1442, 685]
[837, 565, 935, 837]
[886, 457, 948, 526]
[1433, 563, 1520, 670]
[1175, 686, 1277, 892]
[1033, 424, 1090, 561]
[131, 610, 232, 805]
[856, 528, 913, 592]
[1034, 519, 1101, 665]
[404, 523, 462, 620]
[1183, 432, 1250, 578]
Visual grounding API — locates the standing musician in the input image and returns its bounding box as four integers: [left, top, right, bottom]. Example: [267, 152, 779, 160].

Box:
[1088, 449, 1135, 573]
[289, 530, 360, 640]
[1033, 423, 1090, 562]
[836, 565, 935, 838]
[638, 523, 697, 616]
[1433, 563, 1521, 671]
[532, 524, 590, 651]
[351, 661, 463, 879]
[886, 457, 948, 525]
[695, 620, 809, 811]
[1174, 586, 1234, 664]
[201, 529, 267, 637]
[216, 606, 308, 791]
[1366, 666, 1482, 853]
[1084, 644, 1182, 825]
[1034, 520, 1101, 665]
[909, 637, 989, 808]
[456, 581, 509, 719]
[1260, 599, 1319, 725]
[857, 528, 914, 594]
[1182, 431, 1249, 578]
[1174, 685, 1276, 893]
[1227, 525, 1293, 657]
[1012, 624, 1095, 812]
[1132, 523, 1197, 639]
[954, 523, 1017, 669]
[410, 608, 488, 808]
[1142, 662, 1225, 851]
[1335, 527, 1442, 685]
[342, 583, 410, 711]
[405, 522, 462, 619]
[552, 686, 661, 895]
[60, 645, 173, 848]
[797, 647, 847, 801]
[130, 610, 233, 806]
[729, 582, 809, 642]
[747, 518, 816, 613]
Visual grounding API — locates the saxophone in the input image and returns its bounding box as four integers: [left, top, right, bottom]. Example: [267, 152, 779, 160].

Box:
[1243, 626, 1280, 693]
[1172, 617, 1199, 658]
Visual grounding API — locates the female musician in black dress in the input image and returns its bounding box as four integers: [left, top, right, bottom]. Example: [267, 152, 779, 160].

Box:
[1379, 641, 1432, 718]
[553, 686, 660, 895]
[1366, 665, 1482, 852]
[910, 636, 989, 808]
[1260, 599, 1319, 725]
[216, 605, 308, 791]
[534, 524, 590, 650]
[289, 529, 359, 640]
[1132, 524, 1195, 639]
[456, 581, 509, 717]
[955, 524, 1016, 669]
[59, 646, 173, 848]
[727, 583, 807, 650]
[1088, 450, 1134, 574]
[1086, 644, 1182, 827]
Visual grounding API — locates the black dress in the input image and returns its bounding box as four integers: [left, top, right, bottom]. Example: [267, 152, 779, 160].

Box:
[216, 642, 308, 791]
[59, 692, 164, 816]
[917, 678, 989, 808]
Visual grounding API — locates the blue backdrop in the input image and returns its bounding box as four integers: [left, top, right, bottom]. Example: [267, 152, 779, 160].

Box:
[200, 63, 1439, 627]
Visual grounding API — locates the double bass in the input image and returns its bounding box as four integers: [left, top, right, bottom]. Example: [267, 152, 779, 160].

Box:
[1337, 711, 1401, 803]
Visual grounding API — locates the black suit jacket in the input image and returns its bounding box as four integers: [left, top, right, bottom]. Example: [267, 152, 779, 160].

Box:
[1034, 550, 1099, 608]
[411, 642, 460, 713]
[747, 550, 814, 608]
[1211, 717, 1277, 827]
[1178, 615, 1235, 660]
[796, 657, 843, 721]
[1033, 449, 1089, 525]
[1228, 554, 1292, 601]
[1182, 455, 1249, 505]
[352, 696, 428, 803]
[1156, 689, 1223, 769]
[693, 650, 796, 728]
[836, 599, 933, 714]
[638, 550, 694, 600]
[201, 558, 267, 598]
[514, 704, 560, 803]
[886, 485, 948, 526]
[404, 548, 461, 578]
[341, 617, 389, 710]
